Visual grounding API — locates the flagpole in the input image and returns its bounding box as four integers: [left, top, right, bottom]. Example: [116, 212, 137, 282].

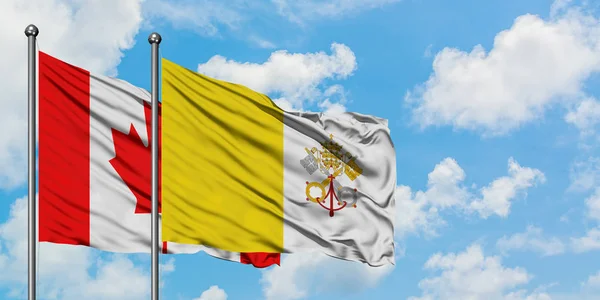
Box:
[25, 24, 39, 300]
[149, 32, 162, 300]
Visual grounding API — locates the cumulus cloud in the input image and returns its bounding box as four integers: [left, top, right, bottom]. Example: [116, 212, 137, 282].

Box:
[408, 244, 546, 300]
[197, 43, 357, 111]
[396, 157, 545, 238]
[0, 0, 144, 188]
[469, 158, 546, 218]
[409, 241, 600, 300]
[406, 4, 600, 136]
[194, 285, 228, 300]
[565, 97, 600, 138]
[496, 226, 566, 257]
[0, 196, 158, 299]
[394, 185, 446, 238]
[260, 252, 394, 300]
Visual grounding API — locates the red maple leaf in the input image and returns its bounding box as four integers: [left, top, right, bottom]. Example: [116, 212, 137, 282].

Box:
[109, 100, 161, 214]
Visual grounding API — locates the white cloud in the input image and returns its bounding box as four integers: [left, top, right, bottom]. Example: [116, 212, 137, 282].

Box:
[143, 0, 244, 36]
[406, 4, 600, 136]
[160, 257, 176, 274]
[496, 185, 600, 255]
[469, 158, 546, 218]
[0, 0, 144, 189]
[496, 226, 566, 257]
[318, 99, 347, 114]
[504, 290, 553, 300]
[71, 255, 149, 300]
[554, 270, 600, 300]
[424, 44, 434, 58]
[396, 157, 545, 238]
[260, 252, 394, 300]
[550, 0, 574, 17]
[248, 35, 277, 49]
[394, 158, 468, 238]
[158, 257, 176, 288]
[536, 271, 600, 299]
[409, 243, 543, 300]
[571, 228, 600, 253]
[585, 188, 600, 221]
[411, 243, 599, 300]
[194, 285, 228, 300]
[570, 187, 600, 253]
[144, 0, 399, 37]
[394, 185, 446, 238]
[569, 157, 600, 192]
[273, 98, 297, 112]
[582, 271, 600, 290]
[421, 157, 471, 209]
[197, 43, 357, 111]
[272, 0, 401, 24]
[317, 85, 349, 114]
[565, 97, 600, 138]
[142, 1, 394, 46]
[0, 196, 155, 299]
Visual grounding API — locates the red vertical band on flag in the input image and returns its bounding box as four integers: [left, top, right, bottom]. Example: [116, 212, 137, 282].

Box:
[240, 252, 281, 268]
[39, 51, 91, 245]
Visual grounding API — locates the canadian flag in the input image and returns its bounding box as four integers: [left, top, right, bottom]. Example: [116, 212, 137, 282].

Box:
[38, 51, 279, 268]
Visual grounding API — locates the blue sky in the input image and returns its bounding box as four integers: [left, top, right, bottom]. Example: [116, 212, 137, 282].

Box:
[1, 0, 600, 299]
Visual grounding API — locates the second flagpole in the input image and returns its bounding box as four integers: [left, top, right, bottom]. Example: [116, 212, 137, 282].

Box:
[149, 32, 162, 300]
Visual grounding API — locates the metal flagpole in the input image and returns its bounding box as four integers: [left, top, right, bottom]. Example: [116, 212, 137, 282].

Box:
[148, 32, 162, 300]
[25, 24, 39, 300]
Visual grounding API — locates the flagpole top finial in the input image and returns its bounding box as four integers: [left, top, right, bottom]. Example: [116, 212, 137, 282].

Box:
[148, 32, 162, 44]
[24, 24, 39, 37]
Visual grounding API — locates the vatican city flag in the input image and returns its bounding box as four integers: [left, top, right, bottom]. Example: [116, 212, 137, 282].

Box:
[161, 58, 396, 266]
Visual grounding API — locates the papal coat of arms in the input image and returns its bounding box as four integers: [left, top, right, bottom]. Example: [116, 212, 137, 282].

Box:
[300, 134, 362, 217]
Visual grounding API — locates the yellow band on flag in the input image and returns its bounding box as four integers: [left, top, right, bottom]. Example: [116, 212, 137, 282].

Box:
[161, 58, 285, 253]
